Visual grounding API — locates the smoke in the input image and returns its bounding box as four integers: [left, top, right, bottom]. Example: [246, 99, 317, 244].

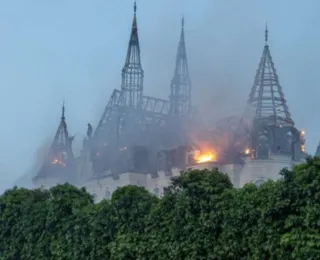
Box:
[14, 138, 51, 189]
[0, 0, 316, 195]
[139, 4, 252, 130]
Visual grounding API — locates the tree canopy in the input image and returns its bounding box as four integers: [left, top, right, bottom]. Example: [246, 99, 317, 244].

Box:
[1, 157, 320, 259]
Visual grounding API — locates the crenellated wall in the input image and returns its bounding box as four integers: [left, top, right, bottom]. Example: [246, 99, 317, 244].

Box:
[34, 153, 303, 203]
[236, 155, 294, 187]
[81, 155, 303, 202]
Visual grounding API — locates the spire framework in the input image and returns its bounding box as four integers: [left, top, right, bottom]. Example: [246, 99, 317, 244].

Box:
[121, 1, 144, 108]
[34, 104, 76, 182]
[248, 27, 293, 127]
[50, 104, 74, 164]
[169, 17, 192, 116]
[241, 27, 307, 160]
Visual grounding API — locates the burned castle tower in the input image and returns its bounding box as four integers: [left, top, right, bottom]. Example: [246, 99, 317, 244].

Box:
[82, 4, 198, 199]
[90, 1, 154, 176]
[227, 26, 306, 187]
[90, 2, 171, 176]
[33, 104, 77, 188]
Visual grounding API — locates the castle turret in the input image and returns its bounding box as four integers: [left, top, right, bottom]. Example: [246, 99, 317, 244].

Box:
[33, 103, 76, 188]
[226, 25, 306, 188]
[247, 25, 303, 160]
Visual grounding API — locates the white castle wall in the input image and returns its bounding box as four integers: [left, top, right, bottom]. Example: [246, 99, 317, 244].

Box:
[83, 155, 301, 202]
[237, 155, 294, 187]
[84, 168, 182, 202]
[34, 154, 301, 202]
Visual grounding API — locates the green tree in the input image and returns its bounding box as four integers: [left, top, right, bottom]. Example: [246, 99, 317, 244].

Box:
[109, 185, 158, 259]
[1, 160, 320, 259]
[0, 187, 50, 259]
[142, 169, 233, 260]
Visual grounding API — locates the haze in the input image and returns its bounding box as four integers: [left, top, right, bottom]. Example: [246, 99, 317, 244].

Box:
[0, 0, 319, 192]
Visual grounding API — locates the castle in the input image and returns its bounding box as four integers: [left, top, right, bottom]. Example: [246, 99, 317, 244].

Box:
[33, 3, 306, 201]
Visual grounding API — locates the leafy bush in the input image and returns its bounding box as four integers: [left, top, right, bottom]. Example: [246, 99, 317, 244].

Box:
[1, 158, 320, 259]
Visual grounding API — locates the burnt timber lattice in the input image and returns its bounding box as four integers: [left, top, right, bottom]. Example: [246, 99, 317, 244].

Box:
[224, 25, 305, 161]
[32, 5, 307, 189]
[169, 17, 192, 117]
[248, 25, 293, 126]
[90, 2, 193, 177]
[248, 26, 304, 160]
[33, 103, 77, 183]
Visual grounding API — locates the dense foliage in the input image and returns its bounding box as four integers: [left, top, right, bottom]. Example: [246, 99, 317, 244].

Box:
[1, 157, 320, 259]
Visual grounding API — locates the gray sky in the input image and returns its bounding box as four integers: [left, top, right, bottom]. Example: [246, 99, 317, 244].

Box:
[0, 0, 319, 192]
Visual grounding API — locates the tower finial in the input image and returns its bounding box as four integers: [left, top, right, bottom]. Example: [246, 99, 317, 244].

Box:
[62, 100, 65, 120]
[182, 16, 184, 27]
[134, 1, 137, 14]
[265, 22, 268, 44]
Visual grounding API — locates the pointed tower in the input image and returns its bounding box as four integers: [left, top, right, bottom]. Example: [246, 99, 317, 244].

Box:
[246, 26, 303, 160]
[121, 1, 144, 108]
[169, 17, 192, 116]
[248, 25, 293, 126]
[224, 26, 307, 188]
[33, 103, 76, 187]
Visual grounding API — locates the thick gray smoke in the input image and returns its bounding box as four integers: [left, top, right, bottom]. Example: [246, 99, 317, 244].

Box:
[7, 0, 317, 192]
[14, 138, 51, 189]
[14, 130, 87, 189]
[140, 8, 252, 130]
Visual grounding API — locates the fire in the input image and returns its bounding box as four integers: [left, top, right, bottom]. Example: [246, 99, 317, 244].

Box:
[51, 159, 59, 164]
[300, 130, 306, 152]
[195, 150, 217, 163]
[51, 159, 65, 166]
[244, 148, 250, 155]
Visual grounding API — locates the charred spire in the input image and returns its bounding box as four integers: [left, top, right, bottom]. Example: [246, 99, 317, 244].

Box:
[244, 26, 305, 160]
[169, 17, 192, 116]
[121, 1, 144, 108]
[51, 102, 73, 153]
[33, 103, 76, 183]
[248, 26, 293, 127]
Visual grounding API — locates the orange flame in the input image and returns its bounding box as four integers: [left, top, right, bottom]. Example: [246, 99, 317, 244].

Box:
[51, 159, 65, 166]
[194, 150, 217, 164]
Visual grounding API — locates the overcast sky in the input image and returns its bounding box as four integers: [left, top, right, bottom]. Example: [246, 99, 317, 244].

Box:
[0, 0, 319, 192]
